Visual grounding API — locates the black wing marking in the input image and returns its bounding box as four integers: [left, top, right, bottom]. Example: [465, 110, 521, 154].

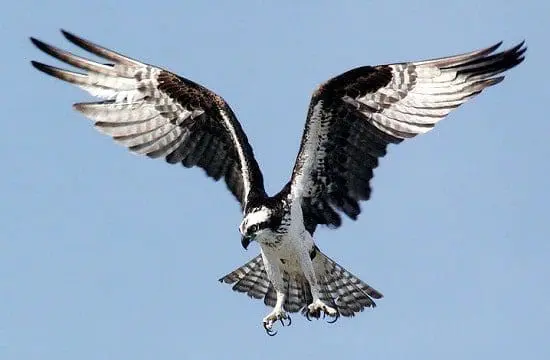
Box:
[30, 30, 266, 210]
[290, 41, 526, 234]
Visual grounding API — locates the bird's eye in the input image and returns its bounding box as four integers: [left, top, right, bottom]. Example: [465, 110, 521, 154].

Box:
[250, 224, 259, 233]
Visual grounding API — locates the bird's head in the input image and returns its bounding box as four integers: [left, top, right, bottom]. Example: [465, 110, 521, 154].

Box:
[239, 206, 276, 249]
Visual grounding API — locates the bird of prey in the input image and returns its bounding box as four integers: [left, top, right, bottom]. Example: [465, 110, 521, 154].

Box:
[30, 30, 525, 335]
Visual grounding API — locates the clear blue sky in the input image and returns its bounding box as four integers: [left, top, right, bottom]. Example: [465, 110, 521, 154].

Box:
[2, 1, 548, 359]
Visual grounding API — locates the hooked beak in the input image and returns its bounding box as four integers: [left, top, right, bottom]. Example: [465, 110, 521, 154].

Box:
[241, 234, 254, 250]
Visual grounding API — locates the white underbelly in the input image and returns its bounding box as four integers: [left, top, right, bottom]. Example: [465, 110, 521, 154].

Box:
[259, 230, 313, 274]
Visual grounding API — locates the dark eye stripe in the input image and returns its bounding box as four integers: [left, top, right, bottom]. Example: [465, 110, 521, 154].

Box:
[248, 221, 270, 234]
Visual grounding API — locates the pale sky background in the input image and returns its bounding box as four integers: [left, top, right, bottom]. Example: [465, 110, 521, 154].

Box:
[2, 1, 549, 359]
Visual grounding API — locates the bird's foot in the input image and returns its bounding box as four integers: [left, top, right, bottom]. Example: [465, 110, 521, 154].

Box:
[262, 308, 291, 336]
[305, 299, 338, 321]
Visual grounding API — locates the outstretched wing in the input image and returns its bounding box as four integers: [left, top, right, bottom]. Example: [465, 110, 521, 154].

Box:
[30, 30, 266, 210]
[290, 41, 526, 234]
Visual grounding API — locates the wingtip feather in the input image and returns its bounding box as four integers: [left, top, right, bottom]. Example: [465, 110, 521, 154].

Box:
[30, 60, 52, 75]
[414, 40, 505, 67]
[488, 40, 504, 53]
[30, 36, 66, 60]
[488, 76, 505, 86]
[60, 29, 78, 42]
[58, 29, 140, 66]
[60, 29, 94, 51]
[29, 36, 42, 48]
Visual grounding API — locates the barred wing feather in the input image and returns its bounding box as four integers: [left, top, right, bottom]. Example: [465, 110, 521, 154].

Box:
[290, 41, 526, 234]
[30, 30, 266, 210]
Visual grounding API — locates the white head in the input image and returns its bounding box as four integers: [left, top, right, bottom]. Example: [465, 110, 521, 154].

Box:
[239, 206, 273, 249]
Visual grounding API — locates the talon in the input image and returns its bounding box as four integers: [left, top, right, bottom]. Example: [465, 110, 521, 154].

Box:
[263, 321, 277, 336]
[326, 312, 340, 324]
[279, 314, 292, 327]
[262, 308, 288, 335]
[305, 311, 312, 321]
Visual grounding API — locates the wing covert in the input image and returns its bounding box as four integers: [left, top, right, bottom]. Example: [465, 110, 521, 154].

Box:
[31, 30, 266, 210]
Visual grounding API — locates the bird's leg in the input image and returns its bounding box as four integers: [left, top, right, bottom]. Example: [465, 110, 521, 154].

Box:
[302, 255, 338, 320]
[261, 254, 289, 335]
[262, 291, 289, 336]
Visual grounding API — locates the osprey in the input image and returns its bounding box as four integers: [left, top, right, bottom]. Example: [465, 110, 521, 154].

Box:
[31, 31, 525, 335]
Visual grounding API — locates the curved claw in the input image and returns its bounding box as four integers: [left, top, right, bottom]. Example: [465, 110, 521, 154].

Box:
[305, 311, 312, 321]
[279, 314, 292, 326]
[278, 314, 292, 327]
[263, 322, 278, 336]
[326, 312, 340, 324]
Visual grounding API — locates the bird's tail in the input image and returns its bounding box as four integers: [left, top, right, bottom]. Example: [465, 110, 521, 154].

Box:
[219, 250, 382, 318]
[311, 249, 383, 317]
[219, 255, 272, 301]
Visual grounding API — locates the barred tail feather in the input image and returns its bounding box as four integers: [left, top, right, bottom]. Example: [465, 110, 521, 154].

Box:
[314, 250, 383, 317]
[218, 255, 271, 300]
[219, 257, 313, 312]
[219, 250, 382, 318]
[283, 273, 312, 313]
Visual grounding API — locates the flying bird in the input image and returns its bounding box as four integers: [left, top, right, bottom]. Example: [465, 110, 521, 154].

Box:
[30, 30, 525, 335]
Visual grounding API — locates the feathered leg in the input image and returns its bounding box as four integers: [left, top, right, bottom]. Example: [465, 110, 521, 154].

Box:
[261, 253, 289, 335]
[302, 251, 338, 319]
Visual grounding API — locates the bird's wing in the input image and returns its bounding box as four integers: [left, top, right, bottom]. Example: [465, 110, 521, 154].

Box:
[31, 30, 266, 210]
[289, 41, 526, 234]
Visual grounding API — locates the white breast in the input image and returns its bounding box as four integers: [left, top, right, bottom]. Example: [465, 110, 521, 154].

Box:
[258, 202, 312, 274]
